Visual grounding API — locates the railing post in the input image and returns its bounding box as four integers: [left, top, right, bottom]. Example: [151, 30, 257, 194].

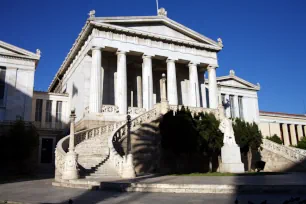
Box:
[160, 73, 169, 114]
[62, 109, 79, 180]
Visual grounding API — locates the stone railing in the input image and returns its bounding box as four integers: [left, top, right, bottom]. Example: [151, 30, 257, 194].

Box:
[108, 104, 161, 177]
[287, 146, 306, 157]
[102, 105, 119, 114]
[128, 107, 146, 115]
[54, 120, 125, 180]
[262, 139, 306, 167]
[169, 105, 218, 117]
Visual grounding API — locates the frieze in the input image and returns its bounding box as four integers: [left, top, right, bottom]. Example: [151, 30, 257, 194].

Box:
[95, 29, 216, 58]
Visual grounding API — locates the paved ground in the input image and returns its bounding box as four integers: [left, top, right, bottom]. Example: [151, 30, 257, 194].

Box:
[1, 176, 306, 204]
[91, 172, 306, 185]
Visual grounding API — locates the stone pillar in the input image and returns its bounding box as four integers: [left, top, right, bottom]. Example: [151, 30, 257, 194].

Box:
[166, 59, 178, 105]
[89, 47, 102, 113]
[62, 109, 79, 180]
[297, 125, 304, 142]
[188, 62, 200, 107]
[289, 124, 297, 145]
[208, 65, 218, 109]
[137, 76, 142, 108]
[116, 51, 127, 114]
[142, 55, 153, 110]
[234, 95, 240, 119]
[199, 71, 207, 108]
[282, 124, 290, 146]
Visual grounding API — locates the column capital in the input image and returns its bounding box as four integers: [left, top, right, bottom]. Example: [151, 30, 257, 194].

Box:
[116, 50, 127, 55]
[188, 62, 198, 67]
[91, 46, 103, 51]
[166, 58, 176, 63]
[207, 64, 218, 70]
[142, 54, 152, 59]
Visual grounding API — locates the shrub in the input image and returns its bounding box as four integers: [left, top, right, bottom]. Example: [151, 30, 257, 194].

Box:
[296, 137, 306, 150]
[266, 134, 283, 144]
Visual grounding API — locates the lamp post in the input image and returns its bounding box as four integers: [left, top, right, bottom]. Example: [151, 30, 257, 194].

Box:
[62, 109, 79, 180]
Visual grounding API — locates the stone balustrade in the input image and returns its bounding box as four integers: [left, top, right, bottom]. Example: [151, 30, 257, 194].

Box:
[101, 105, 119, 114]
[262, 138, 306, 167]
[127, 107, 146, 115]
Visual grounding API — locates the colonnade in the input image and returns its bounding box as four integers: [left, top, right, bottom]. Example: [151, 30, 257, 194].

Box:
[89, 46, 219, 114]
[281, 124, 306, 146]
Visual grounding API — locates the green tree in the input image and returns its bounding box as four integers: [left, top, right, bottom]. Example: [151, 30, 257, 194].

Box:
[195, 112, 223, 172]
[0, 120, 39, 174]
[266, 134, 283, 144]
[296, 137, 306, 150]
[233, 118, 263, 171]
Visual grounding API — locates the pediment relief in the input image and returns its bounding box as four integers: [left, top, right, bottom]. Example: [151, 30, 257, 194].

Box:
[217, 77, 259, 90]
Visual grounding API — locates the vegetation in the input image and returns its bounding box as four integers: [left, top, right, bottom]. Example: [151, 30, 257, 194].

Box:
[159, 108, 263, 174]
[266, 134, 283, 144]
[171, 172, 285, 176]
[233, 118, 263, 171]
[0, 120, 39, 175]
[195, 112, 223, 172]
[295, 137, 306, 150]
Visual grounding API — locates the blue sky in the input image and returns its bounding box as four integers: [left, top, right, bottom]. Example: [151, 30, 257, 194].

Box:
[1, 0, 305, 114]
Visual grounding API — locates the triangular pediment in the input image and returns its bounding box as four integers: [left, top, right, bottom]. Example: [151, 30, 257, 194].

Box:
[217, 75, 260, 90]
[0, 40, 40, 60]
[93, 16, 222, 49]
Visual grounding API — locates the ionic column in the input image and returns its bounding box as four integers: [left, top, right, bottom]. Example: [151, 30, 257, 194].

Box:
[289, 124, 297, 145]
[207, 65, 218, 109]
[282, 124, 290, 146]
[166, 59, 178, 105]
[142, 55, 153, 110]
[116, 51, 127, 114]
[137, 76, 142, 108]
[188, 62, 200, 107]
[297, 125, 304, 142]
[89, 47, 102, 113]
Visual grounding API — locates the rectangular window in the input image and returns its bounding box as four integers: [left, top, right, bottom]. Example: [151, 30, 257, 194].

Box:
[56, 101, 62, 122]
[45, 100, 52, 123]
[35, 99, 43, 122]
[238, 96, 244, 119]
[229, 95, 235, 118]
[0, 67, 6, 106]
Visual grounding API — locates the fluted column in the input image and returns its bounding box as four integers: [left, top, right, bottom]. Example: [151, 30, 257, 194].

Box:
[142, 55, 153, 110]
[116, 51, 127, 114]
[208, 65, 218, 109]
[282, 124, 290, 146]
[89, 47, 102, 113]
[297, 125, 304, 142]
[188, 62, 200, 107]
[289, 124, 297, 145]
[166, 59, 178, 105]
[199, 71, 207, 108]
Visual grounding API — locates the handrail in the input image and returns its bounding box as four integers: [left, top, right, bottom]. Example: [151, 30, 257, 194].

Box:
[262, 138, 306, 167]
[108, 104, 161, 177]
[287, 145, 306, 156]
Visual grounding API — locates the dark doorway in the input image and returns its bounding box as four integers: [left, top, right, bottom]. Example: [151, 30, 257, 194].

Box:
[40, 138, 53, 163]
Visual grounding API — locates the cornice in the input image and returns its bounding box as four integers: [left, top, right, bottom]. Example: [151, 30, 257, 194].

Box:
[0, 40, 40, 60]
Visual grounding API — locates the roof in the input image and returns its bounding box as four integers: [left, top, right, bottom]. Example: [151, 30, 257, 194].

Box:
[0, 40, 40, 68]
[260, 111, 306, 118]
[48, 11, 222, 92]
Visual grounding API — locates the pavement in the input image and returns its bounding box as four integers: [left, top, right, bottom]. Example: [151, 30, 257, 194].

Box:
[1, 174, 306, 204]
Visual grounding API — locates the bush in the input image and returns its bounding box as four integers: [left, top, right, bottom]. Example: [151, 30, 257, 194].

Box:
[266, 134, 283, 144]
[296, 137, 306, 150]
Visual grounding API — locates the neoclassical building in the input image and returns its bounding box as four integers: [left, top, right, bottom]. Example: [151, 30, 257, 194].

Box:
[1, 9, 306, 175]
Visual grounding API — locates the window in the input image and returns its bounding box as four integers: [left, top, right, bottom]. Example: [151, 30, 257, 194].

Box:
[229, 95, 235, 118]
[45, 100, 52, 123]
[56, 101, 62, 123]
[221, 94, 226, 105]
[35, 99, 43, 122]
[238, 96, 244, 119]
[0, 67, 6, 106]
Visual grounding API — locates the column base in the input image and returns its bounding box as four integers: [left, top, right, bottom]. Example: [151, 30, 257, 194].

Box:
[121, 154, 136, 179]
[62, 151, 79, 180]
[219, 144, 245, 173]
